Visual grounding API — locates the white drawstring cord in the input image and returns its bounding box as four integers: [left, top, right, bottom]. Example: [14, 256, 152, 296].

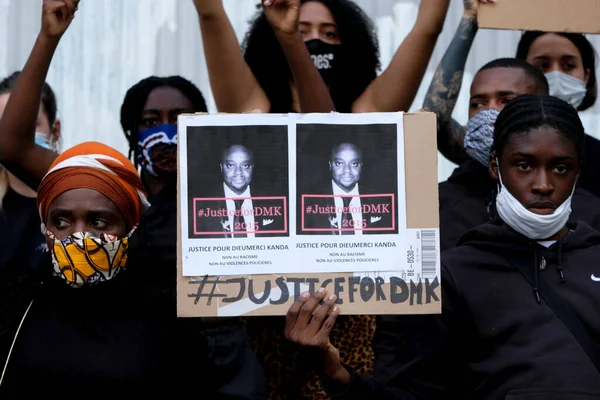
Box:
[0, 300, 34, 388]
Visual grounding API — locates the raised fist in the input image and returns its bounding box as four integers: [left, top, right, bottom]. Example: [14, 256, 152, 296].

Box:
[41, 0, 80, 39]
[263, 0, 301, 36]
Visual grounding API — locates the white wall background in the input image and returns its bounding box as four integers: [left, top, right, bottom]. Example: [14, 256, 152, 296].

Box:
[1, 0, 599, 181]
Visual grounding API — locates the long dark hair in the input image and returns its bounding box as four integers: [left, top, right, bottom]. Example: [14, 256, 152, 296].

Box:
[242, 0, 380, 113]
[516, 31, 598, 111]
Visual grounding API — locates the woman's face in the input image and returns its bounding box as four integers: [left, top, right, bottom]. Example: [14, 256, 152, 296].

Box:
[138, 86, 195, 132]
[299, 1, 341, 45]
[490, 126, 580, 216]
[46, 188, 127, 241]
[0, 92, 60, 142]
[526, 33, 590, 84]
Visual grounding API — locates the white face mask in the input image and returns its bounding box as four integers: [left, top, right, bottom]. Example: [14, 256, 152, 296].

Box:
[495, 161, 574, 240]
[545, 71, 587, 109]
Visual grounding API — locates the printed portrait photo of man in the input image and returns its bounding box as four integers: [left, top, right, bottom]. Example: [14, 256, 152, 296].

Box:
[300, 139, 397, 236]
[218, 144, 257, 237]
[186, 124, 289, 239]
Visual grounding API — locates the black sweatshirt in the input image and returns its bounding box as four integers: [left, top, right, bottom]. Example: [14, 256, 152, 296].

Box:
[329, 220, 600, 400]
[0, 183, 265, 399]
[439, 159, 600, 252]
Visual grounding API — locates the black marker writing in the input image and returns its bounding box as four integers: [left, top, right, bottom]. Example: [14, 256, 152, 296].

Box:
[188, 275, 227, 305]
[188, 276, 440, 307]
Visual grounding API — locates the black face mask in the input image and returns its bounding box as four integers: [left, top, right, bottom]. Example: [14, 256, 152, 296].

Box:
[305, 39, 340, 86]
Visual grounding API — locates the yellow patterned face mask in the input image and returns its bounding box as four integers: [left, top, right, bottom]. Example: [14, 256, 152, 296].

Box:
[46, 228, 136, 288]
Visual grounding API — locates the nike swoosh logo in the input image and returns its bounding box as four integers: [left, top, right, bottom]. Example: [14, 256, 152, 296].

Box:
[591, 274, 600, 282]
[370, 216, 381, 224]
[263, 219, 273, 226]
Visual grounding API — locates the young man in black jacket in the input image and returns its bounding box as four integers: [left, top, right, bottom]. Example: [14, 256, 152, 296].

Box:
[284, 94, 600, 399]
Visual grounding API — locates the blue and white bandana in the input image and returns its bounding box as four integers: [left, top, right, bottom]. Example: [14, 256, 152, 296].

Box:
[137, 124, 178, 177]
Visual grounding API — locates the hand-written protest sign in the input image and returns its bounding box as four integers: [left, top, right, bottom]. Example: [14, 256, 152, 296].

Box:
[478, 0, 600, 34]
[179, 273, 440, 317]
[177, 112, 440, 316]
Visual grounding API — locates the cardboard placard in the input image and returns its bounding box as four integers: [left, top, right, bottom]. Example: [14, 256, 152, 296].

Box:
[176, 112, 441, 317]
[478, 0, 600, 34]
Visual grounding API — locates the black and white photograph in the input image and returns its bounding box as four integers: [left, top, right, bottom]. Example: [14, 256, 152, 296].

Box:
[186, 125, 289, 238]
[296, 123, 399, 235]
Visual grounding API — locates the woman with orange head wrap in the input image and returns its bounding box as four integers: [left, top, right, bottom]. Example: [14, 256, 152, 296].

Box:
[37, 141, 149, 288]
[0, 2, 265, 398]
[0, 141, 262, 398]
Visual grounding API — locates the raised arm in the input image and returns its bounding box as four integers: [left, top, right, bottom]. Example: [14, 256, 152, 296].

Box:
[351, 0, 450, 113]
[0, 0, 78, 189]
[422, 0, 493, 165]
[193, 0, 270, 113]
[263, 0, 335, 113]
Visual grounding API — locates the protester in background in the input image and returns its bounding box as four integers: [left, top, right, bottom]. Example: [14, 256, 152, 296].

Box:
[193, 0, 450, 113]
[0, 2, 265, 398]
[285, 94, 600, 399]
[517, 32, 597, 113]
[0, 71, 60, 295]
[516, 31, 600, 197]
[427, 0, 600, 198]
[194, 0, 442, 396]
[437, 57, 542, 251]
[434, 56, 600, 251]
[120, 75, 207, 267]
[120, 10, 340, 398]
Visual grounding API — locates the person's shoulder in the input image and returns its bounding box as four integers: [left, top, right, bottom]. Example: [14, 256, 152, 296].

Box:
[441, 239, 503, 276]
[439, 179, 465, 201]
[584, 133, 600, 149]
[573, 187, 600, 203]
[441, 244, 476, 266]
[357, 182, 388, 196]
[305, 182, 333, 194]
[572, 189, 600, 232]
[201, 183, 226, 198]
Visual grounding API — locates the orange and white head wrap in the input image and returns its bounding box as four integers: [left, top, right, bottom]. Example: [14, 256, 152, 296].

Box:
[37, 142, 150, 288]
[37, 141, 150, 229]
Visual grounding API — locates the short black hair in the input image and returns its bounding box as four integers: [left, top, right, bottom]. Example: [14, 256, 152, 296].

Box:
[242, 0, 380, 113]
[493, 94, 585, 162]
[221, 144, 254, 165]
[330, 142, 363, 162]
[478, 58, 549, 95]
[120, 75, 207, 164]
[516, 31, 598, 111]
[0, 71, 58, 125]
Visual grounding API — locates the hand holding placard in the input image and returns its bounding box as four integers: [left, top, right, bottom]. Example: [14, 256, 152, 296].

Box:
[284, 289, 351, 386]
[463, 0, 496, 19]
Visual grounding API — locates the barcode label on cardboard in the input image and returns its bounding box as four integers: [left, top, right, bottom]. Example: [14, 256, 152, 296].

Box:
[421, 229, 437, 279]
[354, 228, 440, 283]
